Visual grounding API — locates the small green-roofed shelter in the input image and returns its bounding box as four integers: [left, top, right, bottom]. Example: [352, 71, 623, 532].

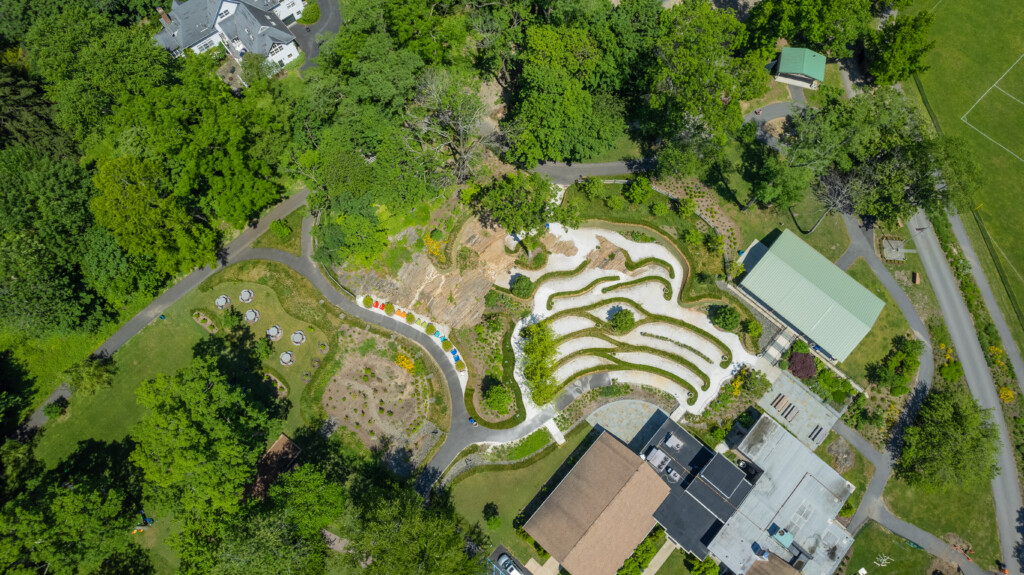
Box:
[741, 230, 884, 362]
[774, 47, 826, 89]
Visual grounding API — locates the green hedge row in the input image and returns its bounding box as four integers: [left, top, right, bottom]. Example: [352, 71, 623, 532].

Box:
[602, 275, 673, 300]
[623, 252, 676, 279]
[457, 320, 527, 430]
[553, 338, 710, 390]
[494, 260, 590, 299]
[546, 276, 618, 310]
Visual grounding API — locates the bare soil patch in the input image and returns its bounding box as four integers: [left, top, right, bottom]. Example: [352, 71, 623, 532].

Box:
[826, 436, 856, 474]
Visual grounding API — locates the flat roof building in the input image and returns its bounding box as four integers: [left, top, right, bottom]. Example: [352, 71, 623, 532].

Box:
[757, 371, 843, 449]
[740, 230, 884, 362]
[708, 417, 855, 575]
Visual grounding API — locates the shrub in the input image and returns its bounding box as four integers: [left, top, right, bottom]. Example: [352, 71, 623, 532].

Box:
[362, 296, 373, 308]
[839, 500, 855, 517]
[455, 360, 466, 371]
[222, 308, 242, 331]
[430, 228, 443, 241]
[406, 313, 416, 324]
[442, 340, 453, 352]
[866, 335, 925, 395]
[682, 228, 702, 246]
[486, 515, 502, 530]
[939, 359, 963, 382]
[296, 0, 320, 24]
[606, 195, 625, 210]
[255, 338, 272, 361]
[651, 202, 669, 217]
[44, 397, 69, 418]
[711, 306, 740, 331]
[484, 383, 514, 414]
[522, 322, 558, 404]
[677, 197, 697, 217]
[270, 219, 292, 239]
[745, 319, 763, 339]
[778, 359, 789, 370]
[609, 309, 636, 334]
[792, 340, 811, 354]
[425, 323, 436, 334]
[511, 275, 534, 298]
[384, 303, 395, 316]
[579, 177, 604, 200]
[704, 232, 724, 252]
[616, 526, 664, 575]
[625, 176, 653, 204]
[789, 352, 817, 379]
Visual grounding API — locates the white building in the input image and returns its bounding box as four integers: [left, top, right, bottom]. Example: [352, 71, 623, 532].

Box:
[154, 0, 304, 67]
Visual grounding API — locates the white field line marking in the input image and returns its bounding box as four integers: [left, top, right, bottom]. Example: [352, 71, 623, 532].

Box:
[961, 117, 1024, 163]
[930, 0, 946, 12]
[995, 85, 1024, 107]
[962, 50, 1024, 119]
[989, 234, 1024, 285]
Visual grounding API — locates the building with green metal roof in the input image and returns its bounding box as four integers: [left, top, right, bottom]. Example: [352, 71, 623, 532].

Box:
[773, 47, 826, 90]
[740, 229, 884, 362]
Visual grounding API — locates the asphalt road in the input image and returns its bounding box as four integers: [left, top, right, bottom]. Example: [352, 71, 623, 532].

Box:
[949, 214, 1024, 384]
[835, 213, 933, 387]
[833, 421, 987, 575]
[289, 0, 343, 70]
[910, 211, 1024, 575]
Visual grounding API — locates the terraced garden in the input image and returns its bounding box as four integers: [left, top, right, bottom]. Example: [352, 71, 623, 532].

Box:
[508, 226, 759, 415]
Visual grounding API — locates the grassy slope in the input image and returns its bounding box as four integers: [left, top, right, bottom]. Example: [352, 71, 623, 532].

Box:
[884, 477, 1000, 569]
[452, 424, 592, 562]
[718, 141, 850, 262]
[847, 521, 934, 575]
[741, 79, 791, 112]
[838, 258, 912, 385]
[252, 206, 305, 255]
[907, 0, 1024, 354]
[814, 431, 875, 513]
[584, 132, 643, 163]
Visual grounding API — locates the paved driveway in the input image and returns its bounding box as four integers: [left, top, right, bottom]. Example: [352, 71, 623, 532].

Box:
[289, 0, 342, 70]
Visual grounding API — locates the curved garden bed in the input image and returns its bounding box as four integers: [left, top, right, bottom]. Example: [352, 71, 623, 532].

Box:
[623, 251, 676, 279]
[601, 275, 673, 300]
[546, 276, 618, 310]
[554, 358, 699, 406]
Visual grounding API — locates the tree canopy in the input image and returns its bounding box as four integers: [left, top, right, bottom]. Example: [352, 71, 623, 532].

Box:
[898, 384, 1001, 488]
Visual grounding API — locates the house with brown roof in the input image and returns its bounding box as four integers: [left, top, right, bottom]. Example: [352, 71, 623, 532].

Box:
[523, 431, 670, 575]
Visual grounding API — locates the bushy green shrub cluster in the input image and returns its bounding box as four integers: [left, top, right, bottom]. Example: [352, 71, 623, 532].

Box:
[616, 527, 664, 575]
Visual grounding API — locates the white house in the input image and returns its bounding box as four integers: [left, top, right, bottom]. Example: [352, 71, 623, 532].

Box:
[154, 0, 304, 67]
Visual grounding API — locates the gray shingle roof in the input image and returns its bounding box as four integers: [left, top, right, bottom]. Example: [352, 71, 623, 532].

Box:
[217, 2, 294, 56]
[155, 0, 221, 52]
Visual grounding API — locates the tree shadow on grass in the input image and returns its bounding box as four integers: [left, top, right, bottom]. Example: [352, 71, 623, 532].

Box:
[1, 349, 36, 438]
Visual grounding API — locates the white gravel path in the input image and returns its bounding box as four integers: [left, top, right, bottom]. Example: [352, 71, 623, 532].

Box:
[611, 351, 706, 388]
[554, 336, 616, 360]
[552, 355, 614, 384]
[507, 223, 761, 418]
[548, 315, 595, 336]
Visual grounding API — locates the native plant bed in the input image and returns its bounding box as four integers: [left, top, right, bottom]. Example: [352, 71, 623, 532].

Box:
[488, 428, 553, 462]
[455, 313, 523, 425]
[814, 432, 875, 520]
[322, 331, 447, 462]
[684, 366, 771, 443]
[554, 383, 678, 431]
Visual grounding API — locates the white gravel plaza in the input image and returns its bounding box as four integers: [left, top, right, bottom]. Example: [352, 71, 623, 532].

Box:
[511, 224, 761, 417]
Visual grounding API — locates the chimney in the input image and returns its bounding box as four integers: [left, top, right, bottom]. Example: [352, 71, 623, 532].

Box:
[157, 6, 171, 25]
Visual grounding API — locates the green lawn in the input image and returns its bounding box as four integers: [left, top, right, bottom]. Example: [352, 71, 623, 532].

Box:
[741, 79, 791, 113]
[655, 549, 692, 575]
[804, 63, 845, 108]
[583, 132, 643, 163]
[452, 424, 593, 562]
[814, 431, 875, 515]
[906, 0, 1024, 354]
[838, 258, 912, 385]
[34, 261, 342, 467]
[252, 206, 305, 256]
[847, 521, 934, 575]
[884, 476, 1000, 569]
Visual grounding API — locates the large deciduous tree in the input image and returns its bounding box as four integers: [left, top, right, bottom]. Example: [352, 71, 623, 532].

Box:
[868, 11, 935, 85]
[649, 0, 768, 175]
[898, 384, 1000, 488]
[130, 354, 274, 520]
[474, 171, 578, 235]
[747, 0, 872, 59]
[91, 157, 217, 277]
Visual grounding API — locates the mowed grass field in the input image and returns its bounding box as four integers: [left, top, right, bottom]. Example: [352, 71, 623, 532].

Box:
[908, 0, 1024, 353]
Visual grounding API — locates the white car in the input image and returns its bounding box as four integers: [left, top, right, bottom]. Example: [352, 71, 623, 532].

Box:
[498, 553, 522, 575]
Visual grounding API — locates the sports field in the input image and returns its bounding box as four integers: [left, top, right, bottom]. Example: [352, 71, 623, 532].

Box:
[908, 0, 1024, 352]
